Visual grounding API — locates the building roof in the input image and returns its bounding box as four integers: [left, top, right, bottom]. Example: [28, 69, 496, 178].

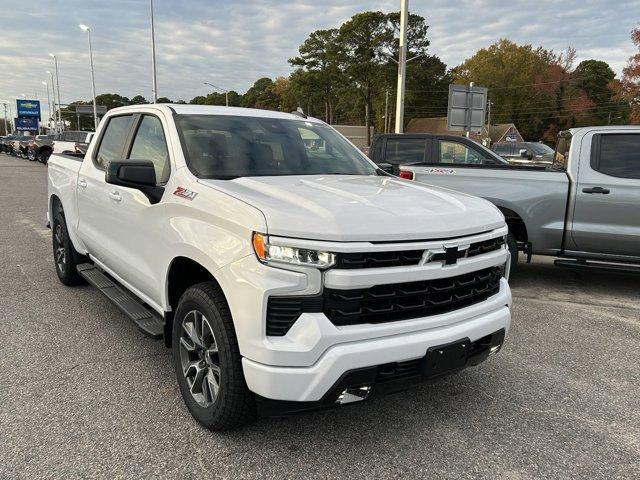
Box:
[406, 116, 523, 143]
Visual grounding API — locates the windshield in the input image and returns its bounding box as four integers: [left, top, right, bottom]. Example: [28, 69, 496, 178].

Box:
[528, 142, 554, 155]
[176, 114, 377, 179]
[474, 141, 510, 164]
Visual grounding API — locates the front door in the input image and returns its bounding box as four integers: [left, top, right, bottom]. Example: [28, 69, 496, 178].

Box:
[571, 132, 640, 257]
[102, 114, 173, 301]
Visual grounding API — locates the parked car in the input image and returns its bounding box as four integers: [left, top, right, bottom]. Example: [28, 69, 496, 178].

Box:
[52, 130, 95, 155]
[492, 141, 555, 165]
[371, 127, 640, 273]
[48, 105, 512, 430]
[30, 134, 55, 163]
[1, 135, 19, 153]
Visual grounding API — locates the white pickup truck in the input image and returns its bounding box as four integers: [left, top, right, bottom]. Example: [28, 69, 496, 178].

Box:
[48, 105, 512, 430]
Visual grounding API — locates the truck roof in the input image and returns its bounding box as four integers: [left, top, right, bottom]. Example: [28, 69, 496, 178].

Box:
[567, 125, 640, 134]
[106, 104, 323, 122]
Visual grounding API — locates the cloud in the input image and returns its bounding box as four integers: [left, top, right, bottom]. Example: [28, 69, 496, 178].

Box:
[0, 0, 637, 121]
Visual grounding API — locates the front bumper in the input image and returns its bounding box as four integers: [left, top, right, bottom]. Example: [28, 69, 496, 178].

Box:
[255, 328, 505, 417]
[242, 300, 510, 403]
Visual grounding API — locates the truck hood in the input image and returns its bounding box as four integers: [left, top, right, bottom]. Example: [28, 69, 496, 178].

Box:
[198, 175, 504, 242]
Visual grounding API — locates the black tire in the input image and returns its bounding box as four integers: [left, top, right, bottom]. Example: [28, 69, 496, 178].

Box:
[172, 282, 256, 431]
[52, 211, 85, 286]
[506, 230, 518, 273]
[39, 149, 52, 164]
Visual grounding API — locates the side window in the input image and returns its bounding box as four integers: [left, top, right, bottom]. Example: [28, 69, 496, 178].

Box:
[128, 115, 170, 183]
[384, 138, 426, 164]
[95, 115, 134, 169]
[439, 140, 485, 165]
[594, 134, 640, 179]
[494, 144, 511, 155]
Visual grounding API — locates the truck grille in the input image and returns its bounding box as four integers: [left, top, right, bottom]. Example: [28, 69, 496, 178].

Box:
[334, 236, 504, 269]
[266, 266, 503, 335]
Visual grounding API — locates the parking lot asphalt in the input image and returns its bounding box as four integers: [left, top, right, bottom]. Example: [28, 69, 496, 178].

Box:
[0, 152, 638, 479]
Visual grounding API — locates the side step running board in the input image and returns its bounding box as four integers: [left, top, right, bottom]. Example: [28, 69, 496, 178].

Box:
[77, 264, 164, 338]
[554, 259, 640, 275]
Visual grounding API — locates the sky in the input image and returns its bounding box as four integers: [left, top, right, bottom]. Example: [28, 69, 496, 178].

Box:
[1, 0, 638, 121]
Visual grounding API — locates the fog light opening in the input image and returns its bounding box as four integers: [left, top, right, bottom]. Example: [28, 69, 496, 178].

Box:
[335, 385, 372, 405]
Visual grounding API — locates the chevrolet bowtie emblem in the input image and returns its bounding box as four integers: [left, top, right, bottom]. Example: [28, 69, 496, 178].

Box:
[420, 245, 470, 266]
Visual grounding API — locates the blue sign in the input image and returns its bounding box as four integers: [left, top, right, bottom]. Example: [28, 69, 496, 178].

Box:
[16, 99, 41, 119]
[15, 117, 39, 132]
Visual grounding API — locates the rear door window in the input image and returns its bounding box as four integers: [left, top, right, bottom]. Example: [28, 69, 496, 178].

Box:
[593, 134, 640, 179]
[384, 138, 426, 164]
[95, 115, 134, 168]
[439, 140, 485, 165]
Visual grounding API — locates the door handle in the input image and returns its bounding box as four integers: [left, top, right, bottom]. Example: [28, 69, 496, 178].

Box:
[582, 187, 610, 194]
[78, 179, 87, 189]
[108, 191, 122, 202]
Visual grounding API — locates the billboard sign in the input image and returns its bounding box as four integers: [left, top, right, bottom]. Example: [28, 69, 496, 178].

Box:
[16, 99, 41, 119]
[446, 84, 487, 133]
[75, 105, 108, 115]
[15, 117, 39, 132]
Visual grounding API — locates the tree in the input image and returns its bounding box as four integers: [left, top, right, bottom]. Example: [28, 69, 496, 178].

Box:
[156, 97, 172, 103]
[336, 12, 394, 143]
[94, 93, 131, 110]
[617, 27, 640, 123]
[130, 95, 149, 105]
[241, 77, 279, 110]
[289, 29, 342, 122]
[573, 60, 626, 124]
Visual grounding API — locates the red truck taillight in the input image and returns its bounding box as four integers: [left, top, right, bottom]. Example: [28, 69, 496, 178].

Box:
[399, 170, 414, 180]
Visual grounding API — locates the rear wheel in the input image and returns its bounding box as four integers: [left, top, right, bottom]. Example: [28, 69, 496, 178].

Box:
[52, 211, 85, 286]
[27, 150, 36, 161]
[172, 282, 256, 431]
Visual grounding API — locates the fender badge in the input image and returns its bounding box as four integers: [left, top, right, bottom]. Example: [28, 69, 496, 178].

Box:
[173, 187, 198, 200]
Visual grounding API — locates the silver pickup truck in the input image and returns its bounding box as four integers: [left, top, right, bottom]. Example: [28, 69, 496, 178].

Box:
[371, 126, 640, 272]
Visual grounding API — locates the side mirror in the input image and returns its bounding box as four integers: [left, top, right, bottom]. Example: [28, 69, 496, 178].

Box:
[519, 149, 528, 157]
[377, 162, 396, 175]
[105, 160, 164, 204]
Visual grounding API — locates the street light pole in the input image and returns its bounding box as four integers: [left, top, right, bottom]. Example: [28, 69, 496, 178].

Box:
[394, 0, 409, 134]
[203, 82, 229, 106]
[150, 0, 158, 103]
[49, 53, 63, 132]
[42, 81, 52, 133]
[80, 24, 98, 130]
[46, 71, 58, 133]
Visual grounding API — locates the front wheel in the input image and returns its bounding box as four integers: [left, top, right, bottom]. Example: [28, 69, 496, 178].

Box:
[27, 150, 36, 161]
[172, 282, 256, 431]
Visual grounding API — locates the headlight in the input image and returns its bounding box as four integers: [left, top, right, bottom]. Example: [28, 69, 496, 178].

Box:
[252, 233, 336, 269]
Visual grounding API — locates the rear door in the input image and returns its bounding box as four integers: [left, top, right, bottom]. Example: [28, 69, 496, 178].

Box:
[571, 132, 640, 257]
[76, 115, 135, 266]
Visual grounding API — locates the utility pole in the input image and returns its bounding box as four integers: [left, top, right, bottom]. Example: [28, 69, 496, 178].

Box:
[486, 100, 492, 145]
[150, 0, 158, 103]
[465, 82, 474, 138]
[384, 89, 390, 133]
[203, 82, 229, 106]
[394, 0, 408, 134]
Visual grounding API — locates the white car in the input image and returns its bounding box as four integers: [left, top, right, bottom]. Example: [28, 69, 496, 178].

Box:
[47, 105, 512, 430]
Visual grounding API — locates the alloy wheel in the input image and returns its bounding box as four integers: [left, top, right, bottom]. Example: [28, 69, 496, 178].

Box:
[179, 310, 221, 408]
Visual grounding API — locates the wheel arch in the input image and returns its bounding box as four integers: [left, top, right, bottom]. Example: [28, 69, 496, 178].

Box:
[163, 255, 228, 348]
[496, 206, 528, 245]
